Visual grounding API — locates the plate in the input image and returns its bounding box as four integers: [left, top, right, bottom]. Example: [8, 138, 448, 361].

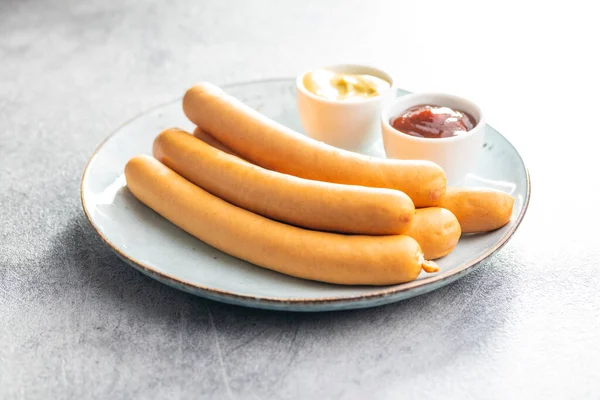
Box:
[81, 78, 530, 312]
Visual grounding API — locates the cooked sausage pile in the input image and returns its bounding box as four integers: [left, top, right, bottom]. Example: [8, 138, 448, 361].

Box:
[124, 83, 515, 286]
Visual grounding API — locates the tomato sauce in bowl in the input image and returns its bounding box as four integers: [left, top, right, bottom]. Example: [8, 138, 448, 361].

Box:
[390, 104, 476, 139]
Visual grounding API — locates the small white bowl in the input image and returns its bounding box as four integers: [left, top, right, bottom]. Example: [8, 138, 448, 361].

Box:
[381, 92, 485, 184]
[296, 64, 395, 153]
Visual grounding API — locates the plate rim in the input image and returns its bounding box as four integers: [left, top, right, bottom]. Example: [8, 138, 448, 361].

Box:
[80, 77, 531, 310]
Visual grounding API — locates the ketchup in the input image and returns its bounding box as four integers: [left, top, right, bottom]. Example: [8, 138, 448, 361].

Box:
[391, 104, 476, 139]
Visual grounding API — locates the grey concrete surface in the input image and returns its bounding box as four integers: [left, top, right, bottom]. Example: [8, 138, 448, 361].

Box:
[1, 0, 599, 399]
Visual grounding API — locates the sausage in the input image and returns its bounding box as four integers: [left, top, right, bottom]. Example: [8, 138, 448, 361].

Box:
[124, 155, 439, 285]
[405, 208, 461, 259]
[182, 82, 446, 207]
[439, 187, 514, 233]
[189, 130, 467, 257]
[153, 128, 415, 235]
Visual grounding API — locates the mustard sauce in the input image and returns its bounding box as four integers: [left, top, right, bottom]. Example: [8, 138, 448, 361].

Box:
[303, 69, 390, 101]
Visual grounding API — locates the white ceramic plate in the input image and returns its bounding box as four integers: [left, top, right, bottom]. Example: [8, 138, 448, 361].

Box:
[81, 78, 530, 312]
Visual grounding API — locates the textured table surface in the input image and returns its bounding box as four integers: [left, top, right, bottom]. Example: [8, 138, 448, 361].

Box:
[1, 0, 599, 399]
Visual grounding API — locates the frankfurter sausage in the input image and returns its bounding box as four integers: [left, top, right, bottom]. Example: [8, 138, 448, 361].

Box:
[154, 128, 415, 235]
[124, 155, 438, 285]
[439, 187, 514, 233]
[190, 130, 501, 239]
[405, 207, 461, 259]
[182, 82, 446, 207]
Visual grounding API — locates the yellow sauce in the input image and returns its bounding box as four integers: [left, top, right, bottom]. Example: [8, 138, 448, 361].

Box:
[303, 69, 391, 101]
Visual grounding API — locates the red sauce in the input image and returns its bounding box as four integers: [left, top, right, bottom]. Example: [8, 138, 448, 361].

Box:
[391, 104, 477, 139]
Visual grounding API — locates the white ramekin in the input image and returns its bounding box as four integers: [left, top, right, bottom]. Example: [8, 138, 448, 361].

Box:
[381, 92, 485, 184]
[296, 64, 395, 153]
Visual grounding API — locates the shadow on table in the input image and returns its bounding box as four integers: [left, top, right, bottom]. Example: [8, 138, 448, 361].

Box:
[59, 212, 521, 380]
